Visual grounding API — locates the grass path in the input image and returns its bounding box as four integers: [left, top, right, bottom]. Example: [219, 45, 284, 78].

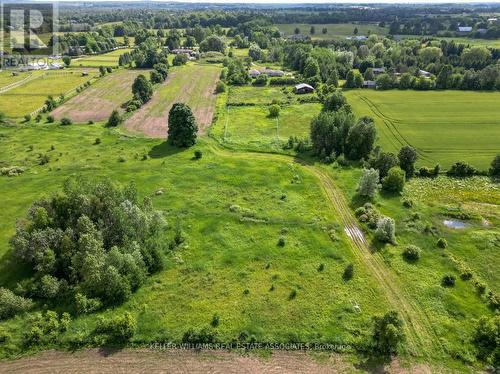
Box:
[209, 143, 444, 358]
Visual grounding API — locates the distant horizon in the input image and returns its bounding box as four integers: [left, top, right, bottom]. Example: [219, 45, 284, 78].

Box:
[26, 0, 500, 3]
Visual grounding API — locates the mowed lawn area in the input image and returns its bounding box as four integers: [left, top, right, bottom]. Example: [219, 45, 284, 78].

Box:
[72, 48, 134, 68]
[345, 90, 500, 170]
[0, 69, 99, 118]
[277, 23, 388, 39]
[52, 69, 148, 123]
[212, 85, 320, 152]
[124, 63, 221, 138]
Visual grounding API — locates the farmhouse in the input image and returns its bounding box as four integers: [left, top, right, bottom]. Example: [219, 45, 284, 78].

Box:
[294, 83, 314, 94]
[363, 80, 377, 89]
[458, 26, 472, 33]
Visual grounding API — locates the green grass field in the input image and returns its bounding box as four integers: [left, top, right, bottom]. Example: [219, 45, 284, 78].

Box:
[0, 123, 390, 357]
[0, 69, 99, 118]
[277, 23, 388, 40]
[344, 89, 500, 170]
[212, 85, 320, 151]
[72, 48, 134, 68]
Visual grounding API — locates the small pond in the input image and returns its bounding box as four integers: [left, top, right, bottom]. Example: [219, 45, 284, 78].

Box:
[443, 219, 469, 229]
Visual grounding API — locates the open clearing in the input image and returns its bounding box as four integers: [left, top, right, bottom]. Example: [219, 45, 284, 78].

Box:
[212, 85, 320, 151]
[52, 69, 147, 123]
[72, 49, 134, 68]
[0, 69, 99, 118]
[277, 23, 388, 39]
[345, 89, 500, 169]
[124, 63, 220, 137]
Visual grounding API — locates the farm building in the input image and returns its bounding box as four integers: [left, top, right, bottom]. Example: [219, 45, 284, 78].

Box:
[363, 80, 377, 89]
[249, 69, 261, 78]
[286, 34, 310, 42]
[294, 83, 315, 94]
[419, 69, 432, 78]
[346, 35, 368, 41]
[171, 48, 198, 58]
[458, 26, 472, 33]
[372, 67, 386, 75]
[248, 68, 285, 78]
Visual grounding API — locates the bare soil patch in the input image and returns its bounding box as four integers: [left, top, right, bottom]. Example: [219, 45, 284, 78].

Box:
[123, 64, 220, 138]
[52, 69, 144, 123]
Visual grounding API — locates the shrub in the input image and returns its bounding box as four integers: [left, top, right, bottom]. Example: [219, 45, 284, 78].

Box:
[372, 311, 405, 355]
[460, 267, 473, 281]
[94, 138, 101, 145]
[318, 263, 325, 272]
[382, 167, 406, 193]
[0, 328, 11, 344]
[75, 293, 102, 314]
[215, 81, 226, 94]
[474, 280, 487, 294]
[95, 312, 137, 343]
[211, 314, 220, 327]
[343, 264, 354, 280]
[357, 168, 381, 199]
[437, 237, 448, 248]
[0, 288, 33, 320]
[253, 74, 268, 86]
[24, 114, 31, 122]
[447, 161, 477, 177]
[442, 274, 456, 287]
[472, 315, 500, 366]
[194, 150, 203, 159]
[288, 289, 297, 300]
[182, 327, 217, 344]
[46, 115, 54, 123]
[277, 236, 286, 247]
[268, 104, 280, 118]
[375, 216, 396, 243]
[173, 53, 188, 66]
[403, 245, 421, 262]
[106, 110, 122, 127]
[489, 154, 500, 177]
[35, 114, 42, 123]
[60, 117, 72, 126]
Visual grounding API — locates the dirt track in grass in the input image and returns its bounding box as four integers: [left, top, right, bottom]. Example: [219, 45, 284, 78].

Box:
[52, 69, 146, 123]
[123, 63, 220, 138]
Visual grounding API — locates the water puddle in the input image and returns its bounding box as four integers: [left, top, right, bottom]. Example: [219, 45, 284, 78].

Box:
[443, 219, 469, 229]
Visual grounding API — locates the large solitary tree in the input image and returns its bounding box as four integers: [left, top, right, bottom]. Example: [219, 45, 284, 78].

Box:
[168, 103, 198, 147]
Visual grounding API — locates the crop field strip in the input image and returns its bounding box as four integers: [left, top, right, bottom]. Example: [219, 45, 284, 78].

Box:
[0, 69, 99, 118]
[124, 63, 221, 138]
[52, 69, 147, 123]
[345, 90, 500, 169]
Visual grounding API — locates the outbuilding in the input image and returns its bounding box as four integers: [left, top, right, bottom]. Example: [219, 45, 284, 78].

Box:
[363, 80, 377, 89]
[294, 83, 315, 94]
